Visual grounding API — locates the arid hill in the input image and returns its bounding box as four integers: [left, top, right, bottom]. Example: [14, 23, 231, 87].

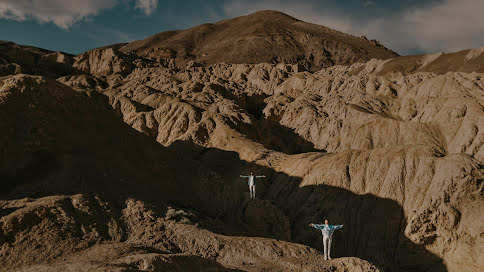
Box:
[117, 10, 398, 71]
[1, 10, 484, 272]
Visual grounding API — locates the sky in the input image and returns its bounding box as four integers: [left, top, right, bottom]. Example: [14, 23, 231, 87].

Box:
[0, 0, 483, 55]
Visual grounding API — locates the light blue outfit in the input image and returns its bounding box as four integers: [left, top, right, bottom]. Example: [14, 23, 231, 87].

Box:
[311, 224, 343, 236]
[311, 223, 343, 260]
[240, 174, 264, 198]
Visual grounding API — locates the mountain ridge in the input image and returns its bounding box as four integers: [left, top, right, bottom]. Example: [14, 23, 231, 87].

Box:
[117, 10, 398, 71]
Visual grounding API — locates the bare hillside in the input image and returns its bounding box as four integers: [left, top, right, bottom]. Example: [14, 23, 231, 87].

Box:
[117, 10, 398, 71]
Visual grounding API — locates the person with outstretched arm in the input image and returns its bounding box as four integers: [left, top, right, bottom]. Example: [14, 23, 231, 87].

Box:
[239, 171, 266, 198]
[309, 219, 343, 260]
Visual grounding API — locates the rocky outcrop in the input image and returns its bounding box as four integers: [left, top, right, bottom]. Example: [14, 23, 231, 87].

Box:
[57, 74, 108, 91]
[0, 40, 74, 77]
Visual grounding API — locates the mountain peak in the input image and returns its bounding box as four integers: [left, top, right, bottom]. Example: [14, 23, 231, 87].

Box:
[119, 10, 398, 71]
[240, 10, 299, 20]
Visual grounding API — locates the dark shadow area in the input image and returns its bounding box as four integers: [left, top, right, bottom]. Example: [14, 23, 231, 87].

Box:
[267, 182, 446, 272]
[243, 94, 324, 154]
[244, 93, 266, 120]
[1, 149, 60, 191]
[0, 207, 20, 217]
[0, 46, 85, 78]
[232, 101, 323, 154]
[251, 119, 323, 154]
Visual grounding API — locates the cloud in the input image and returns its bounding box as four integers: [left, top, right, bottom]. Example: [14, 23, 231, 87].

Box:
[0, 0, 159, 29]
[134, 0, 158, 15]
[355, 0, 484, 54]
[401, 0, 484, 52]
[0, 0, 117, 29]
[223, 0, 484, 54]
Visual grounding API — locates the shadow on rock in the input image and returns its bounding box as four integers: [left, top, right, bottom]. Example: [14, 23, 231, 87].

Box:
[173, 142, 448, 272]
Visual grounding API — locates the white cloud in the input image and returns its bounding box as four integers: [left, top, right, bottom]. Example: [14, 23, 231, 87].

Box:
[356, 0, 484, 54]
[223, 0, 484, 54]
[0, 0, 159, 29]
[400, 0, 484, 52]
[135, 0, 158, 16]
[0, 0, 118, 29]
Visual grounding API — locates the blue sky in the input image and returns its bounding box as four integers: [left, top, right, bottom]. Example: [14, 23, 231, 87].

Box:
[0, 0, 483, 55]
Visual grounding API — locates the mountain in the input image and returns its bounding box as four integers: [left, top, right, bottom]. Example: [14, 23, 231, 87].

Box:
[117, 10, 398, 71]
[1, 10, 484, 272]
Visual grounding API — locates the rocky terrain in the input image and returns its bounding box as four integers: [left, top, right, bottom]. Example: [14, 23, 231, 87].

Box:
[0, 40, 74, 77]
[1, 10, 483, 272]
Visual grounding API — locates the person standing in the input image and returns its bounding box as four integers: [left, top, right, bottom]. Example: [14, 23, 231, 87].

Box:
[240, 171, 266, 198]
[309, 219, 343, 260]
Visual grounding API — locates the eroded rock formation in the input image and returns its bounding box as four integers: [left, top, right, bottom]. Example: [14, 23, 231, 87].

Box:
[1, 10, 483, 272]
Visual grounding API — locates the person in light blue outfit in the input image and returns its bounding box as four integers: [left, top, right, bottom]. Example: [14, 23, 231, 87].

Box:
[310, 219, 343, 260]
[240, 171, 266, 198]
